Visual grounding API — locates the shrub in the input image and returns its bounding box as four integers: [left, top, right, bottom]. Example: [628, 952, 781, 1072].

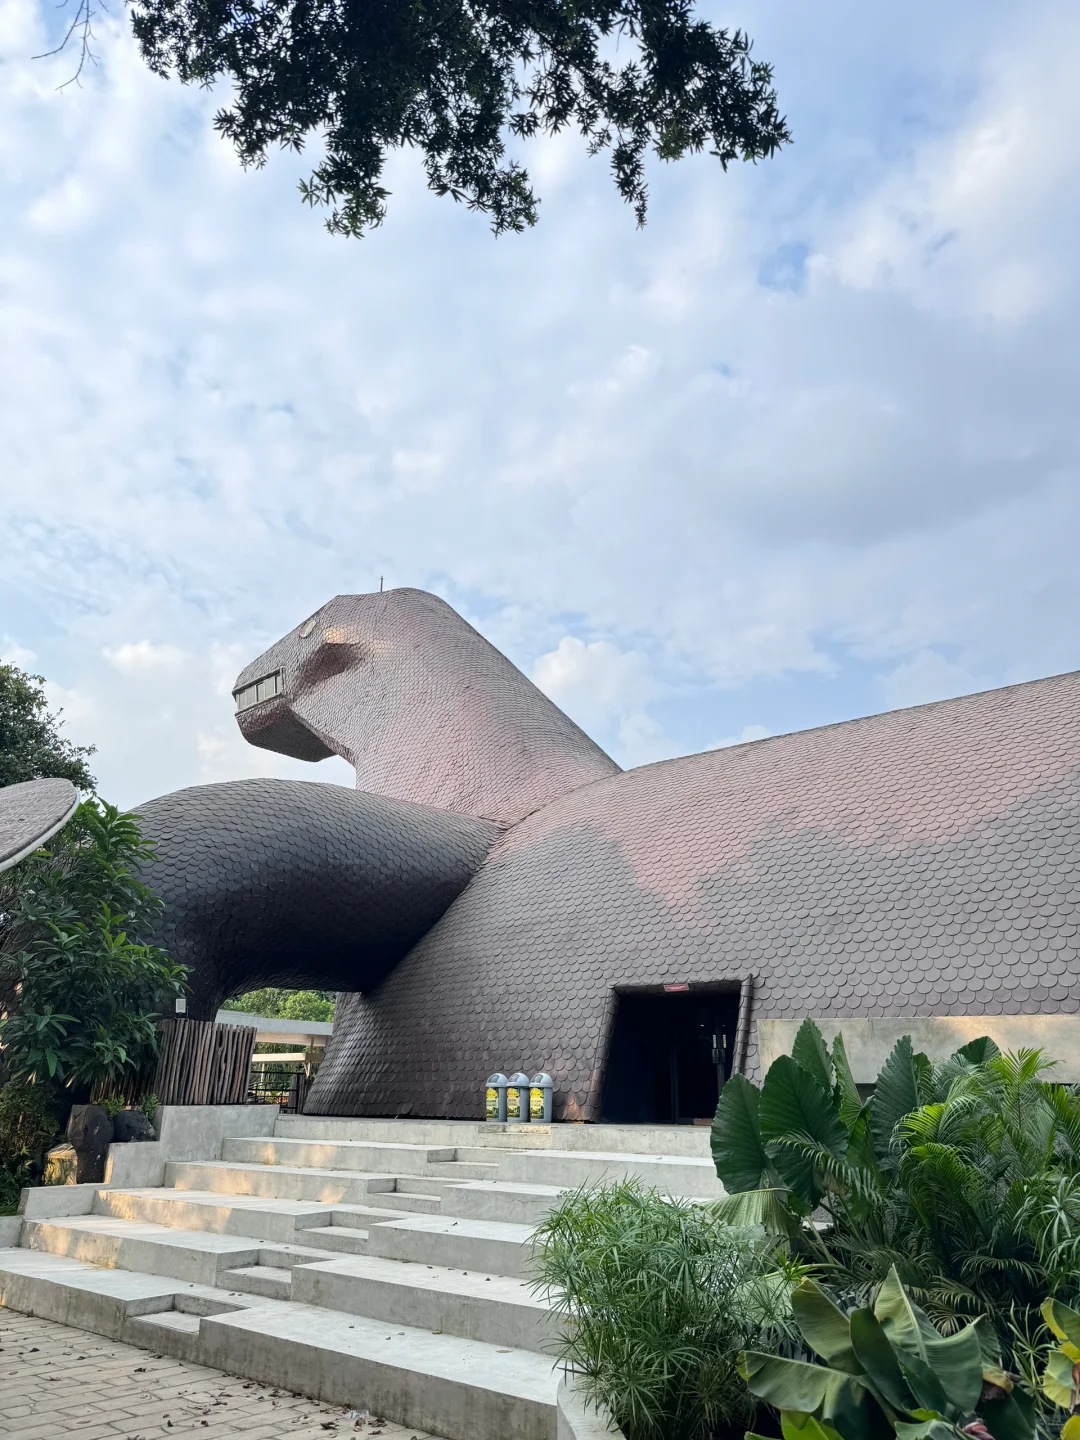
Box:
[221, 988, 334, 1023]
[741, 1266, 1036, 1440]
[0, 1078, 59, 1214]
[0, 800, 188, 1106]
[711, 1020, 1080, 1360]
[532, 1179, 804, 1440]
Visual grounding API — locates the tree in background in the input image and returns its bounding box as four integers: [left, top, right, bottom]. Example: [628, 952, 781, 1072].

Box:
[221, 988, 335, 1023]
[0, 663, 96, 790]
[92, 0, 791, 238]
[0, 800, 188, 1116]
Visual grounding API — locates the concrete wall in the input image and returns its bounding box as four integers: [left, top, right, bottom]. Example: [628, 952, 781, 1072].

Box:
[16, 1105, 280, 1215]
[758, 1015, 1080, 1082]
[19, 1184, 101, 1219]
[104, 1143, 167, 1188]
[0, 1215, 23, 1246]
[154, 1103, 279, 1162]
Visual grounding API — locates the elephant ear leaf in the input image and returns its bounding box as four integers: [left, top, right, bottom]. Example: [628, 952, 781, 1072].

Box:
[793, 1280, 863, 1375]
[870, 1037, 924, 1155]
[708, 1187, 801, 1235]
[759, 1056, 848, 1206]
[793, 1019, 834, 1095]
[832, 1032, 864, 1131]
[712, 1074, 770, 1192]
[954, 1035, 999, 1066]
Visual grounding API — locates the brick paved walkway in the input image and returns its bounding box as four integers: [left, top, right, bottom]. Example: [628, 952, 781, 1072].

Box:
[0, 1309, 443, 1440]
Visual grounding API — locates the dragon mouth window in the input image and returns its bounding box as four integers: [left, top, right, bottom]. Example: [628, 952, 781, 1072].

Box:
[233, 670, 284, 712]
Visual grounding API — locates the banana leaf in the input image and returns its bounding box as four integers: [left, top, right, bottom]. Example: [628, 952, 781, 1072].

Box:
[1042, 1298, 1080, 1351]
[740, 1350, 867, 1418]
[849, 1307, 915, 1413]
[793, 1280, 864, 1376]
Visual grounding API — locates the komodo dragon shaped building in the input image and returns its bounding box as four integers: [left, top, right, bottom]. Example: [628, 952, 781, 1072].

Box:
[136, 588, 1080, 1122]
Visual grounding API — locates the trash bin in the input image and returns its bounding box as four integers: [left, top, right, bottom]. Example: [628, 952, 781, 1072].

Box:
[485, 1072, 509, 1123]
[506, 1072, 530, 1123]
[529, 1072, 553, 1123]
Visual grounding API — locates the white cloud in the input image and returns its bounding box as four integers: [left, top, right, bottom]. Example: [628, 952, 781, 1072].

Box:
[533, 637, 655, 732]
[1, 636, 37, 669]
[880, 650, 980, 710]
[103, 641, 189, 674]
[704, 723, 773, 752]
[533, 636, 678, 766]
[0, 0, 1078, 805]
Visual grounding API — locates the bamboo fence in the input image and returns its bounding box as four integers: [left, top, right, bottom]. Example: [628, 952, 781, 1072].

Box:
[149, 1017, 256, 1106]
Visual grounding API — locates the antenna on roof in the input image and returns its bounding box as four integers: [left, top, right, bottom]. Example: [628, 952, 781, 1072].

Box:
[380, 576, 384, 592]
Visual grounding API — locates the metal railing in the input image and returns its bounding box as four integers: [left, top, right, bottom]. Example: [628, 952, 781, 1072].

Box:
[245, 1062, 313, 1113]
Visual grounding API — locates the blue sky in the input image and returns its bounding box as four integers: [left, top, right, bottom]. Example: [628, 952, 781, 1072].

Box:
[2, 0, 1078, 807]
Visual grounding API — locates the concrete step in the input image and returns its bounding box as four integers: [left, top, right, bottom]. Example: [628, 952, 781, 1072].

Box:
[167, 1158, 399, 1204]
[0, 1245, 188, 1338]
[326, 1204, 406, 1229]
[365, 1215, 535, 1278]
[24, 1215, 263, 1286]
[1, 1242, 557, 1440]
[436, 1181, 566, 1225]
[221, 1263, 293, 1300]
[298, 1224, 370, 1255]
[275, 1116, 715, 1158]
[291, 1254, 558, 1353]
[23, 1216, 329, 1287]
[94, 1186, 339, 1242]
[275, 1116, 493, 1146]
[491, 1146, 726, 1197]
[197, 1299, 558, 1440]
[222, 1136, 460, 1175]
[275, 1116, 559, 1151]
[368, 1189, 444, 1215]
[0, 1247, 250, 1341]
[422, 1161, 503, 1181]
[124, 1308, 204, 1360]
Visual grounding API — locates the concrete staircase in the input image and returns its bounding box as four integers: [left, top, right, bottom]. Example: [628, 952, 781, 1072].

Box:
[0, 1116, 721, 1440]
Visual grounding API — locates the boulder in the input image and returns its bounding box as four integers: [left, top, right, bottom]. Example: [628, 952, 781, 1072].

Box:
[111, 1109, 156, 1143]
[66, 1104, 114, 1184]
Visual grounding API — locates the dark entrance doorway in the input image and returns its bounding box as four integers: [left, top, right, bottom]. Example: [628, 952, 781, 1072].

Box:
[601, 988, 740, 1124]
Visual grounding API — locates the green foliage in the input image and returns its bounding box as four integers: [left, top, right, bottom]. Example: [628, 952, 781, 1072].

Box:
[532, 1178, 804, 1440]
[0, 1078, 60, 1214]
[0, 662, 96, 790]
[221, 988, 334, 1023]
[741, 1267, 1036, 1440]
[139, 1092, 159, 1125]
[0, 800, 188, 1096]
[101, 1095, 125, 1117]
[125, 0, 790, 238]
[711, 1021, 1080, 1358]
